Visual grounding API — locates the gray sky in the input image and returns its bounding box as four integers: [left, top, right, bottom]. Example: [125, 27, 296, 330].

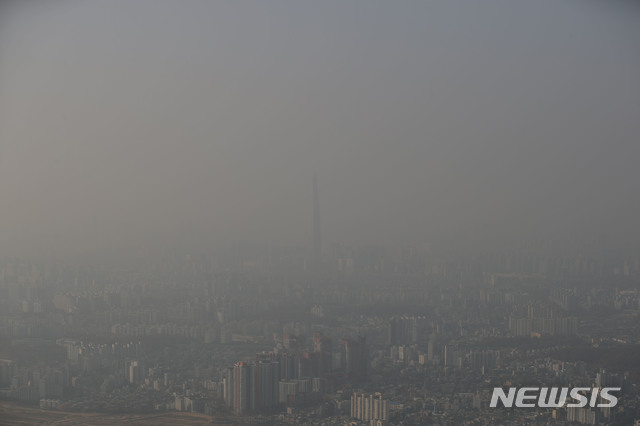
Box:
[1, 0, 639, 256]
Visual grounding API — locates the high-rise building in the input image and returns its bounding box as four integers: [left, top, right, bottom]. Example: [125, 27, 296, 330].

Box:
[0, 360, 14, 387]
[226, 360, 281, 414]
[233, 362, 252, 414]
[256, 361, 280, 410]
[279, 381, 298, 404]
[342, 335, 368, 381]
[351, 392, 389, 421]
[127, 360, 144, 384]
[223, 367, 234, 408]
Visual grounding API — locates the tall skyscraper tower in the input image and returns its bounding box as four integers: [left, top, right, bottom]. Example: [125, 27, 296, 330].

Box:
[313, 174, 321, 265]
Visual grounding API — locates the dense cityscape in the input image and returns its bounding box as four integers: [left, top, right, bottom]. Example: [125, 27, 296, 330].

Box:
[2, 237, 640, 424]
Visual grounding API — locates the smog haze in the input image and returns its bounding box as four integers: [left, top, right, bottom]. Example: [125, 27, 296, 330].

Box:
[1, 0, 639, 257]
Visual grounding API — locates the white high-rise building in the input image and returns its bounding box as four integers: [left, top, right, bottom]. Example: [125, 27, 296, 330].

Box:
[351, 392, 389, 421]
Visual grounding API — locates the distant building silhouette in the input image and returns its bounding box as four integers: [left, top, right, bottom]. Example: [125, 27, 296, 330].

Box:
[313, 174, 321, 266]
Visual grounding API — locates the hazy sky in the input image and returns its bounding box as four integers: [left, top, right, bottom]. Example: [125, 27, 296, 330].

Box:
[1, 0, 639, 256]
